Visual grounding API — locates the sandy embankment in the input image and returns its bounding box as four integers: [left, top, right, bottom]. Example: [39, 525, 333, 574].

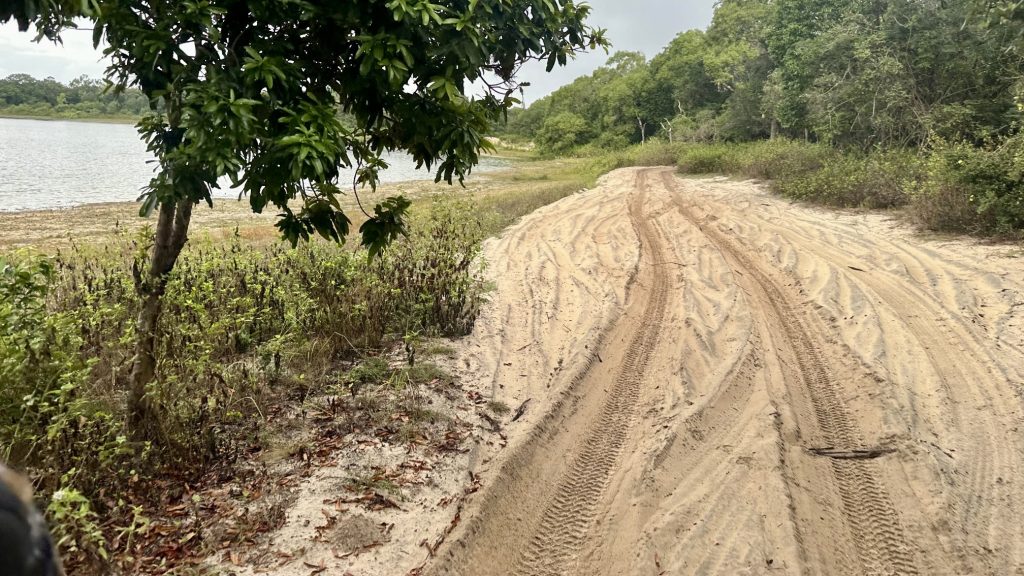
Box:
[427, 167, 1024, 576]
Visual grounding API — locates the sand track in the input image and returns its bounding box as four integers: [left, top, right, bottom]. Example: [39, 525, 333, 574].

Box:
[430, 167, 1024, 576]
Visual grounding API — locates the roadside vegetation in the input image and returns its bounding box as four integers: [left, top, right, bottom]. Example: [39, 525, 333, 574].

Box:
[0, 158, 593, 573]
[495, 0, 1024, 239]
[3, 0, 608, 572]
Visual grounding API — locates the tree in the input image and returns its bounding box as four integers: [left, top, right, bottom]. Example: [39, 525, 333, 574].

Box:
[5, 0, 607, 439]
[537, 111, 589, 153]
[703, 0, 775, 140]
[648, 30, 723, 122]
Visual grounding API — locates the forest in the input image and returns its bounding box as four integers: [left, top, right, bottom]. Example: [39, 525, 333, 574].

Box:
[500, 0, 1024, 236]
[0, 73, 148, 119]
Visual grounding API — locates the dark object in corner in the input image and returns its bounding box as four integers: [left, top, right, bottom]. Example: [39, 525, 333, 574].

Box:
[0, 465, 64, 576]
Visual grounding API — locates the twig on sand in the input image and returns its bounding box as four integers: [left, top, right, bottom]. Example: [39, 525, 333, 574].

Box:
[512, 398, 532, 422]
[807, 446, 894, 460]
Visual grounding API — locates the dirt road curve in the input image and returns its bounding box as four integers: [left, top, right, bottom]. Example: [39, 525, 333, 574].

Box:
[430, 167, 1024, 575]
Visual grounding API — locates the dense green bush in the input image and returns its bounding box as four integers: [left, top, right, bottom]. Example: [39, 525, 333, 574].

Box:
[614, 141, 686, 167]
[732, 140, 835, 181]
[913, 137, 1024, 235]
[536, 111, 590, 155]
[676, 142, 741, 174]
[675, 139, 834, 182]
[776, 150, 924, 209]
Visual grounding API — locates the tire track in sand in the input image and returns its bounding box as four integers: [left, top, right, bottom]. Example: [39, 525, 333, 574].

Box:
[662, 169, 920, 575]
[512, 171, 671, 575]
[675, 175, 1024, 572]
[426, 170, 671, 576]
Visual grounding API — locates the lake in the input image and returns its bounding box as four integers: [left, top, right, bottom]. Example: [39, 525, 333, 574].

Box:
[0, 117, 512, 212]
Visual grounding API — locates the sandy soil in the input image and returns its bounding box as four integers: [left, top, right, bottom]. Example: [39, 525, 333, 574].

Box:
[424, 167, 1024, 575]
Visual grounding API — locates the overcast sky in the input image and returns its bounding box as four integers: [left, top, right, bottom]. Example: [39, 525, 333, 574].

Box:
[0, 0, 717, 100]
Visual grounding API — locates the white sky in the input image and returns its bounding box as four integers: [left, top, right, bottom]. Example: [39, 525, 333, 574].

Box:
[0, 1, 716, 100]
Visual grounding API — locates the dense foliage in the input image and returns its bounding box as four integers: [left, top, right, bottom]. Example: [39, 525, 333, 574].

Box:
[0, 74, 148, 120]
[498, 0, 1024, 236]
[0, 196, 478, 570]
[505, 0, 1023, 150]
[0, 159, 592, 571]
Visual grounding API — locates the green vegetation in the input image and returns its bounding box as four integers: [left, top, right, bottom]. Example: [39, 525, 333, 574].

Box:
[0, 179, 586, 571]
[0, 74, 148, 121]
[1, 0, 607, 571]
[497, 0, 1024, 238]
[4, 0, 606, 448]
[582, 139, 1022, 237]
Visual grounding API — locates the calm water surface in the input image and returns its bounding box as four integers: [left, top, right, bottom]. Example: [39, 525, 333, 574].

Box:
[0, 117, 511, 212]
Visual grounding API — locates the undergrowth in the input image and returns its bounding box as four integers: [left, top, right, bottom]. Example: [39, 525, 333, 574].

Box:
[0, 191, 534, 572]
[577, 137, 1023, 238]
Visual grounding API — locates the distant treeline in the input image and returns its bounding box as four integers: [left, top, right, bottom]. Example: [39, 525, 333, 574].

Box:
[500, 0, 1024, 153]
[0, 74, 148, 120]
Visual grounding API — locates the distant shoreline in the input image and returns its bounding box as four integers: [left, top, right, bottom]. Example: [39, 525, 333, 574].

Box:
[0, 113, 138, 125]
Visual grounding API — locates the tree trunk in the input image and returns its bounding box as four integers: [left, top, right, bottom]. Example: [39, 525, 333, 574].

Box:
[127, 198, 193, 439]
[770, 118, 780, 140]
[661, 119, 673, 144]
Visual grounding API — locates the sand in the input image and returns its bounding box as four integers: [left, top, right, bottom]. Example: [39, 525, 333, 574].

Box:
[214, 166, 1024, 575]
[428, 167, 1024, 575]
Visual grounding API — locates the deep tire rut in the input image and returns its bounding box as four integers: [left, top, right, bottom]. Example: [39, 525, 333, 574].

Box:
[663, 170, 920, 575]
[512, 173, 671, 575]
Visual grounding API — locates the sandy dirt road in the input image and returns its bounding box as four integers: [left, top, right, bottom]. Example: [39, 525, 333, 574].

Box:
[428, 167, 1024, 575]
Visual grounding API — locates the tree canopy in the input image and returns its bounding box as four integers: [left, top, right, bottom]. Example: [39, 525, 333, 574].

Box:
[500, 0, 1024, 152]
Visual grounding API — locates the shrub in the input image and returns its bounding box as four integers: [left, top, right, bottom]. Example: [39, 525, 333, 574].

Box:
[776, 149, 922, 209]
[676, 143, 740, 174]
[536, 111, 590, 155]
[0, 194, 505, 570]
[613, 141, 686, 167]
[734, 140, 835, 181]
[912, 137, 1024, 235]
[676, 139, 836, 183]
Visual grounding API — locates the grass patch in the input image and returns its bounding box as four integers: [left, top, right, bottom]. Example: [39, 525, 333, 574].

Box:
[486, 400, 511, 416]
[346, 473, 402, 498]
[421, 341, 457, 358]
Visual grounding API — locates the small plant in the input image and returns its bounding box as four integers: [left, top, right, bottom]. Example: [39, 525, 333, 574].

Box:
[486, 400, 511, 416]
[401, 362, 449, 386]
[344, 357, 392, 390]
[345, 469, 403, 499]
[422, 342, 457, 358]
[46, 480, 108, 565]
